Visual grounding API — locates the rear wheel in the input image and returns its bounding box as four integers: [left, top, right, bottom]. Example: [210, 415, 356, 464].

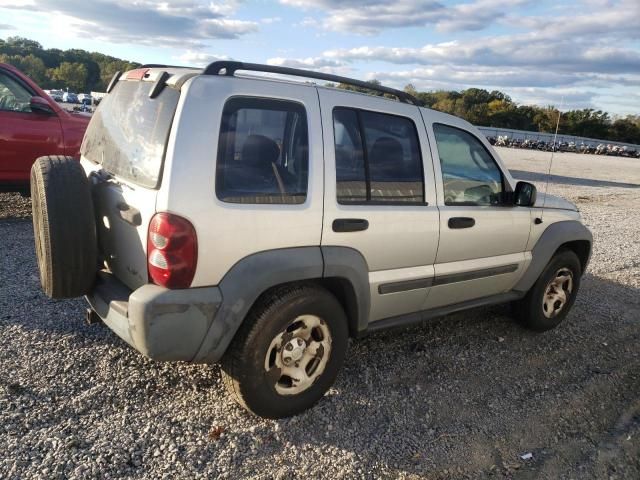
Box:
[30, 155, 98, 298]
[514, 249, 582, 331]
[221, 285, 349, 418]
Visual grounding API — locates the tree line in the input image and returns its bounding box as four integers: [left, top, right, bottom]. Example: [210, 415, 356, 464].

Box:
[0, 36, 139, 92]
[339, 82, 640, 144]
[1, 36, 638, 144]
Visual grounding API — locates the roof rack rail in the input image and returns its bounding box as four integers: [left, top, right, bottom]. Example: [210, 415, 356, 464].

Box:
[202, 61, 419, 105]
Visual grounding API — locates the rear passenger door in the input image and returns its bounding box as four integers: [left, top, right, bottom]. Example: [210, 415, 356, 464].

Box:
[164, 76, 324, 286]
[318, 89, 440, 323]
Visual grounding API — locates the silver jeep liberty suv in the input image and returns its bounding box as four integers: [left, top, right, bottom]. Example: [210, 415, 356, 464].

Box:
[30, 62, 592, 418]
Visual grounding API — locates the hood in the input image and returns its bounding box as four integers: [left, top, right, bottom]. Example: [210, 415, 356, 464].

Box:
[534, 193, 578, 211]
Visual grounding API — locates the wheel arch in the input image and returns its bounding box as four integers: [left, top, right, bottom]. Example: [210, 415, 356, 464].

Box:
[514, 220, 592, 293]
[557, 239, 591, 274]
[191, 246, 370, 363]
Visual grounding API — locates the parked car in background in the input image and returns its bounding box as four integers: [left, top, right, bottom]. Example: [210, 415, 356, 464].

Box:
[90, 91, 106, 105]
[77, 93, 92, 104]
[0, 63, 90, 193]
[46, 89, 64, 102]
[63, 91, 78, 103]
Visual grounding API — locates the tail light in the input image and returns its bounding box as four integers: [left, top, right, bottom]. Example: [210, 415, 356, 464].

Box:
[147, 213, 197, 289]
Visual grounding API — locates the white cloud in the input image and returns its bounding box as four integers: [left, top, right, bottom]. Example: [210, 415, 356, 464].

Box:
[267, 56, 352, 75]
[175, 51, 231, 67]
[280, 0, 529, 33]
[261, 17, 282, 24]
[273, 0, 640, 112]
[0, 0, 258, 47]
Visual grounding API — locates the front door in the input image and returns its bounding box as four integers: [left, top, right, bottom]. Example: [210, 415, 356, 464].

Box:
[319, 89, 440, 323]
[0, 69, 63, 184]
[422, 117, 532, 309]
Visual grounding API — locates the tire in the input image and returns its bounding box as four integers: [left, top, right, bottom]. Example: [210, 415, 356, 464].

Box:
[514, 249, 582, 332]
[30, 155, 98, 299]
[221, 284, 349, 418]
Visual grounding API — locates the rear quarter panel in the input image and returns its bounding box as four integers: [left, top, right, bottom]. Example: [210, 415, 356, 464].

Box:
[158, 75, 325, 287]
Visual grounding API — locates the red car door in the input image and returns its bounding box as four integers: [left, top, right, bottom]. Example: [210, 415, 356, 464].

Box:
[0, 68, 64, 185]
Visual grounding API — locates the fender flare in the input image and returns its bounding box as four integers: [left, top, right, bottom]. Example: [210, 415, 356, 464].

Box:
[514, 220, 593, 292]
[192, 246, 370, 363]
[322, 246, 370, 334]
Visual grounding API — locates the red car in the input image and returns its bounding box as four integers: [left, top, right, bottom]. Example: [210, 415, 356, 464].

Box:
[0, 63, 90, 193]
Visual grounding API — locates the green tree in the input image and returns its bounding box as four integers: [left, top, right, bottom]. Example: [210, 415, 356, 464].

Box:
[0, 53, 47, 84]
[609, 117, 640, 143]
[49, 62, 88, 92]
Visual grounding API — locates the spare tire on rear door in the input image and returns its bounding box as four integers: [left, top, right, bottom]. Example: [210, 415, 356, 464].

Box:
[30, 155, 98, 299]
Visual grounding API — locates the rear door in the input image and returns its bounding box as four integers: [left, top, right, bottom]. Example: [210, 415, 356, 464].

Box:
[421, 113, 532, 309]
[319, 88, 440, 323]
[0, 69, 63, 183]
[154, 74, 325, 287]
[80, 70, 180, 290]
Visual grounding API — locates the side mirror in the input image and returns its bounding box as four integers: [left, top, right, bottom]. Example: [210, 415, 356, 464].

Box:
[30, 96, 55, 115]
[514, 181, 537, 207]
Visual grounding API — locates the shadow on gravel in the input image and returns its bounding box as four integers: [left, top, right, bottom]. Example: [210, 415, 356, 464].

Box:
[266, 273, 640, 478]
[510, 169, 640, 189]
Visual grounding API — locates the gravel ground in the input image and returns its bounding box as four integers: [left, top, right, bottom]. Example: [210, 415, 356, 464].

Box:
[1, 148, 639, 479]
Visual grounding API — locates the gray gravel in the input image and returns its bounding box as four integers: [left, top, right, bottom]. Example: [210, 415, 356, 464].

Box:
[0, 192, 31, 219]
[1, 148, 639, 479]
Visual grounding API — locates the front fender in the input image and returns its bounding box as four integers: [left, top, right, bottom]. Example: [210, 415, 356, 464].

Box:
[514, 220, 593, 292]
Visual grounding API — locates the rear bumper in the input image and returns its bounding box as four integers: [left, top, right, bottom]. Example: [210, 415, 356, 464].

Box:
[86, 271, 222, 362]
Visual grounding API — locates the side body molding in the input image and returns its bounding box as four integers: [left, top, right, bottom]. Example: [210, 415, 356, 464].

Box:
[514, 220, 593, 292]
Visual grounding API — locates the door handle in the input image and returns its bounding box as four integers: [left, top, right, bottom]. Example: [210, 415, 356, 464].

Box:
[332, 218, 369, 232]
[448, 217, 475, 229]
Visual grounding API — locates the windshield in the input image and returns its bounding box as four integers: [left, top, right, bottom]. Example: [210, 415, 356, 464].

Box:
[81, 79, 179, 188]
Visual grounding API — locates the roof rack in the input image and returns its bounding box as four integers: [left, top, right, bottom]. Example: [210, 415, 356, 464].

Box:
[202, 61, 419, 105]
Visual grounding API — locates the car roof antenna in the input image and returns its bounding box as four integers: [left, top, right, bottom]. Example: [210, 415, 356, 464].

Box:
[539, 97, 563, 225]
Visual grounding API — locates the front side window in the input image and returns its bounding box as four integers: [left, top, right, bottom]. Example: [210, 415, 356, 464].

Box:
[0, 72, 32, 113]
[433, 123, 504, 206]
[216, 97, 308, 204]
[333, 107, 424, 204]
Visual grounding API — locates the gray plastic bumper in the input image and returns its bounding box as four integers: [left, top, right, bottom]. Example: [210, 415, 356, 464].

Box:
[86, 271, 222, 362]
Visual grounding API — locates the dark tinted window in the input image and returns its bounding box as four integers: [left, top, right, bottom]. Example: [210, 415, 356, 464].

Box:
[216, 98, 308, 204]
[333, 108, 367, 203]
[433, 123, 504, 206]
[81, 80, 179, 188]
[333, 107, 424, 204]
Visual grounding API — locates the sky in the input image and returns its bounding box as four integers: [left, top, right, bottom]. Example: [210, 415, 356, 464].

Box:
[0, 0, 638, 115]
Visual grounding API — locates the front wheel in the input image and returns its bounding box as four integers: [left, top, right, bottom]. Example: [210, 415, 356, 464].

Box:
[221, 285, 349, 418]
[514, 249, 582, 332]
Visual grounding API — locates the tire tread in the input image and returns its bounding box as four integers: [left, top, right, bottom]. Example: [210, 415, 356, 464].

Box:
[31, 155, 97, 298]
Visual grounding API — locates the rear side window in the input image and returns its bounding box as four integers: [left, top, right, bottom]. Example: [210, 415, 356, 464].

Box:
[81, 80, 179, 189]
[333, 107, 424, 204]
[216, 97, 308, 204]
[433, 123, 504, 206]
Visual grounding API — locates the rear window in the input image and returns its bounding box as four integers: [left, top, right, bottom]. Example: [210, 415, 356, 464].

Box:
[81, 80, 179, 188]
